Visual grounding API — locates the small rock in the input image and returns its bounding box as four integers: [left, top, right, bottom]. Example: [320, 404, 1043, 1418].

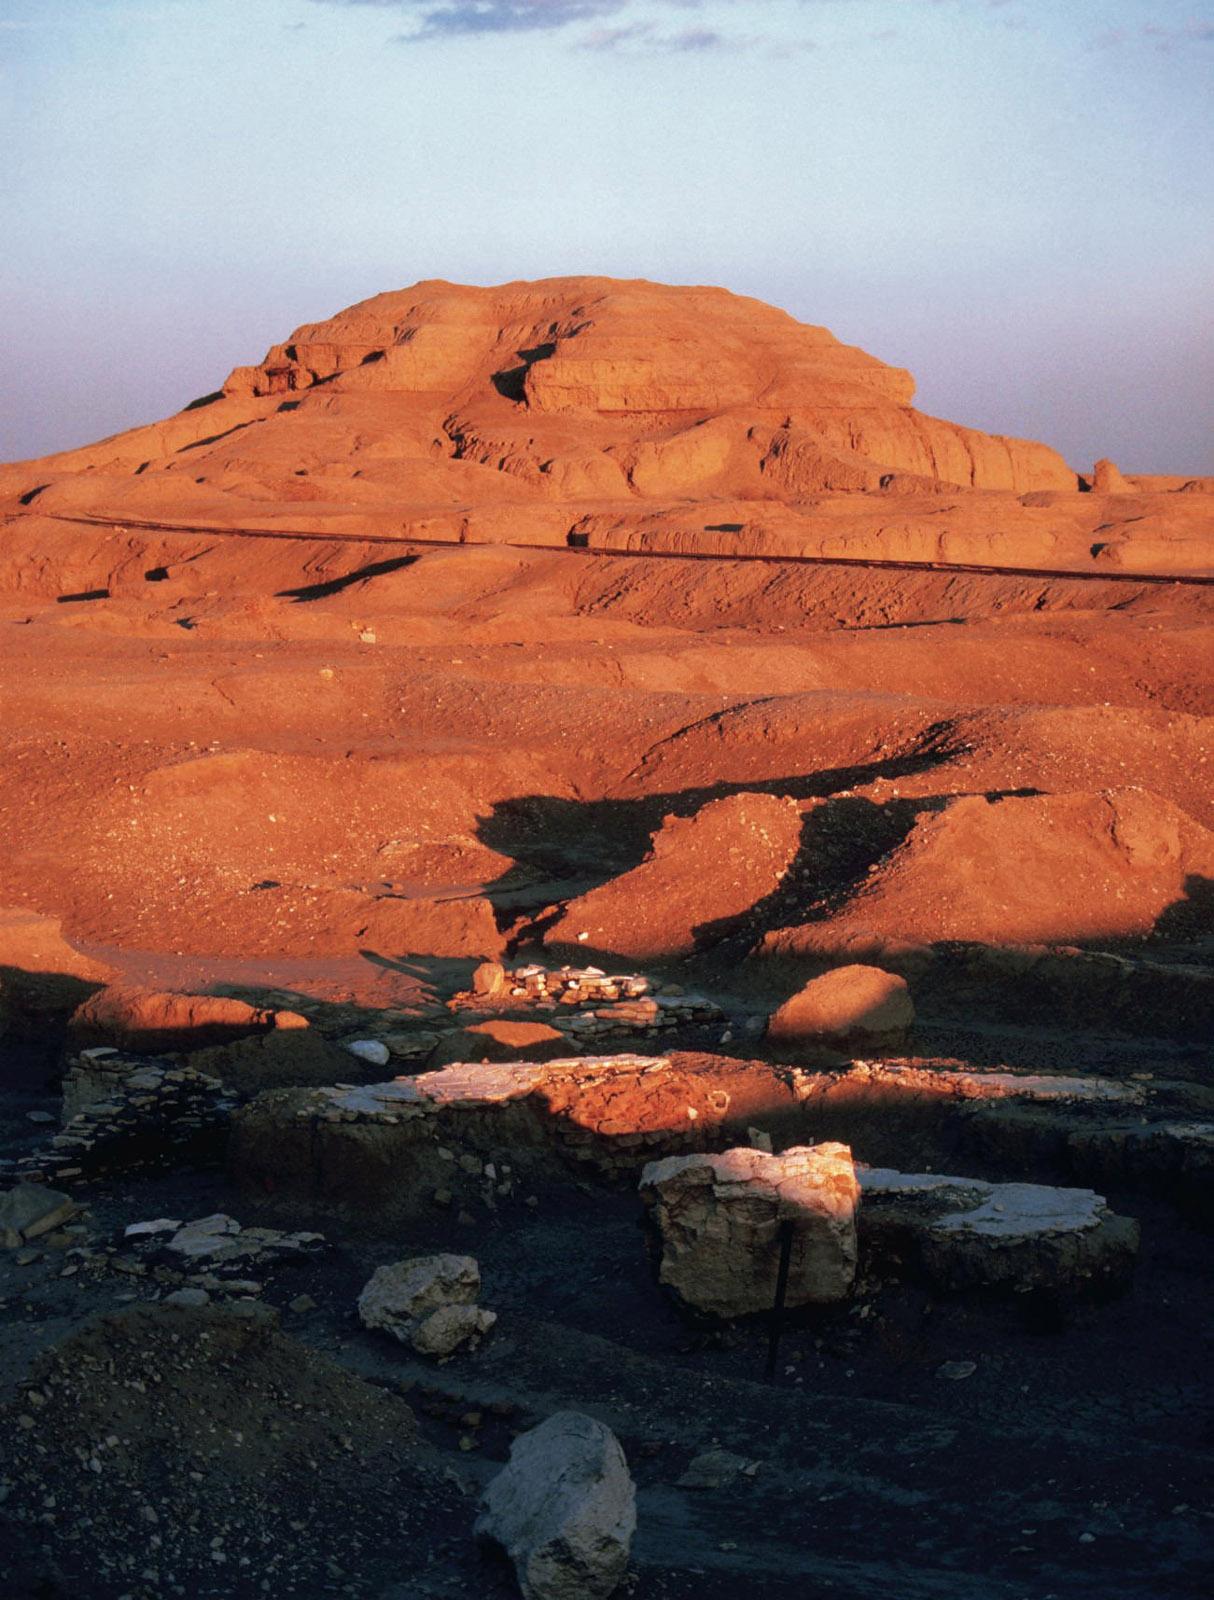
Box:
[341, 1038, 391, 1067]
[937, 1360, 977, 1381]
[677, 1447, 756, 1489]
[410, 1303, 497, 1358]
[164, 1287, 211, 1309]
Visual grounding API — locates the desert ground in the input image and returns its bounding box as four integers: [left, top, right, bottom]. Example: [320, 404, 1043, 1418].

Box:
[0, 278, 1211, 1599]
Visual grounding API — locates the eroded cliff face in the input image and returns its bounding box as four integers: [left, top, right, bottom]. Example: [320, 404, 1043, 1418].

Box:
[219, 277, 1072, 496]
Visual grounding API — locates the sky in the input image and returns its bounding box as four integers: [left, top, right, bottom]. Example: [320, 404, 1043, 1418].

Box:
[0, 0, 1210, 472]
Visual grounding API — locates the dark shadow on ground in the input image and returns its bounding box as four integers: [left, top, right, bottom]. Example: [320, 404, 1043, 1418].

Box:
[275, 554, 419, 602]
[475, 742, 969, 919]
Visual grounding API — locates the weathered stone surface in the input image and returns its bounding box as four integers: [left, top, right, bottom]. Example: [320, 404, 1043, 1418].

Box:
[639, 1143, 859, 1318]
[1090, 458, 1132, 493]
[230, 1051, 1175, 1229]
[410, 1303, 497, 1357]
[0, 1184, 78, 1248]
[477, 1410, 636, 1600]
[358, 1254, 495, 1357]
[767, 965, 914, 1055]
[858, 1167, 1139, 1292]
[360, 1254, 480, 1328]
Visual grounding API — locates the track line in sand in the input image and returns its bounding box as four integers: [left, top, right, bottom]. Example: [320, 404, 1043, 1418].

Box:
[29, 509, 1214, 587]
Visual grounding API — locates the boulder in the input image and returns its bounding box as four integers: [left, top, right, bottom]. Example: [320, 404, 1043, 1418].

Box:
[410, 1303, 498, 1358]
[358, 1254, 495, 1357]
[639, 1143, 859, 1318]
[766, 965, 913, 1055]
[477, 1410, 636, 1600]
[472, 961, 508, 998]
[0, 1184, 78, 1248]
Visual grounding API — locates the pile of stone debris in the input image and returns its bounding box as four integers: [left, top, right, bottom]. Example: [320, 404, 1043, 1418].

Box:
[3, 1050, 235, 1189]
[475, 960, 725, 1044]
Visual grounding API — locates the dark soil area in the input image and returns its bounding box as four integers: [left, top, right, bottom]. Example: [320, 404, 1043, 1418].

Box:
[2, 1004, 1212, 1600]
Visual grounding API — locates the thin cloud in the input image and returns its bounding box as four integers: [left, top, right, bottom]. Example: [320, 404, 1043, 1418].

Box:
[322, 0, 628, 39]
[1092, 18, 1214, 53]
[317, 1, 1190, 53]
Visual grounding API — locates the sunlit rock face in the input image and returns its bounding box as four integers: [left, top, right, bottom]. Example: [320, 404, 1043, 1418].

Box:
[639, 1143, 860, 1318]
[766, 964, 914, 1056]
[0, 277, 1077, 526]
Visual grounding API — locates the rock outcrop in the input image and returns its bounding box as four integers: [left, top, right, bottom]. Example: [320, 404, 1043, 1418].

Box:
[0, 277, 1078, 535]
[858, 1168, 1139, 1292]
[67, 985, 291, 1053]
[639, 1143, 859, 1317]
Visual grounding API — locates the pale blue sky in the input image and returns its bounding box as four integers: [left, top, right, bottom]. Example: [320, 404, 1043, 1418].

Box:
[1, 0, 1210, 470]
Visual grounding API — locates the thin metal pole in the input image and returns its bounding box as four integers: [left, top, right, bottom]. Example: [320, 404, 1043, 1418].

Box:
[765, 1218, 795, 1383]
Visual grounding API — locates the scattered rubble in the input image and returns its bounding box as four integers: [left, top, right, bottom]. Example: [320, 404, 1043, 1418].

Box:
[485, 963, 726, 1044]
[12, 1056, 235, 1187]
[358, 1253, 495, 1357]
[639, 1143, 859, 1318]
[133, 1212, 325, 1273]
[477, 1410, 636, 1600]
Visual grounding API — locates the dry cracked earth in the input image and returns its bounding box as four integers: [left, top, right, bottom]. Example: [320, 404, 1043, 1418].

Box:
[0, 277, 1211, 1599]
